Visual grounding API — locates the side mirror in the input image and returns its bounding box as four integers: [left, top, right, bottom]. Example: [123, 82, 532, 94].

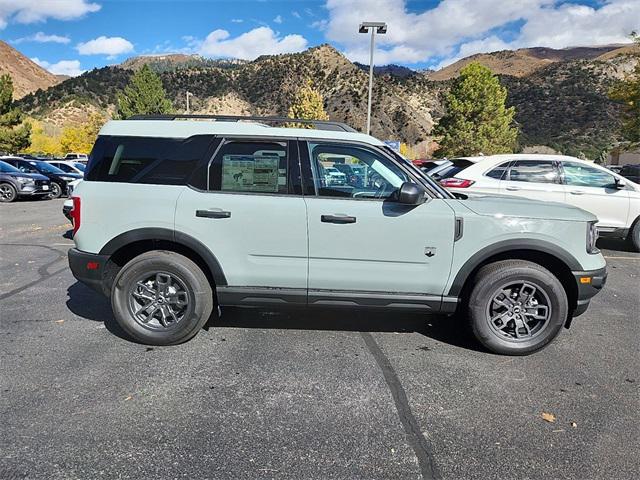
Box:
[395, 182, 426, 205]
[615, 178, 627, 189]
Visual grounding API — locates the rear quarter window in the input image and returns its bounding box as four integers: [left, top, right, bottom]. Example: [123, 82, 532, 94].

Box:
[86, 135, 215, 185]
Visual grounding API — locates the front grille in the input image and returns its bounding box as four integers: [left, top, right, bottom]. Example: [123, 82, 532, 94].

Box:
[35, 180, 49, 186]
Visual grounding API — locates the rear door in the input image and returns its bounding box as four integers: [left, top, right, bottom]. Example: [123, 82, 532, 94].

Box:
[175, 137, 309, 304]
[499, 159, 565, 203]
[300, 140, 455, 306]
[560, 160, 630, 229]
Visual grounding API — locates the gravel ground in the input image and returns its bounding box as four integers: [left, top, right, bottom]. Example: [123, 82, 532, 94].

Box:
[1, 198, 638, 480]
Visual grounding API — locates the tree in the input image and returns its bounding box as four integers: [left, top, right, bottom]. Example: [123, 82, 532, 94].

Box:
[434, 62, 518, 157]
[0, 74, 31, 153]
[116, 65, 172, 119]
[609, 32, 640, 147]
[287, 79, 329, 128]
[60, 112, 106, 154]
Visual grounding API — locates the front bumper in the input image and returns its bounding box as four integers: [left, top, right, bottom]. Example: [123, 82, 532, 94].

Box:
[17, 183, 51, 196]
[68, 248, 110, 296]
[571, 266, 607, 317]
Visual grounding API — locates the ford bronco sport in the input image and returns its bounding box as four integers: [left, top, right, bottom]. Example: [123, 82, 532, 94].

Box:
[68, 115, 607, 355]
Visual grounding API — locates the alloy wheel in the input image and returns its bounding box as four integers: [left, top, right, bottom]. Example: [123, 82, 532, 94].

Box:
[0, 184, 16, 202]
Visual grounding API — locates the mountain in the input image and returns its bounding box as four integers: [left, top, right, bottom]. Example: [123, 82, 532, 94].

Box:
[354, 62, 416, 78]
[12, 42, 640, 158]
[0, 40, 62, 99]
[428, 45, 626, 80]
[119, 54, 246, 73]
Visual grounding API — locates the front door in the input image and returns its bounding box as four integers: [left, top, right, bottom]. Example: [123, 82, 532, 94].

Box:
[175, 138, 308, 304]
[301, 141, 456, 307]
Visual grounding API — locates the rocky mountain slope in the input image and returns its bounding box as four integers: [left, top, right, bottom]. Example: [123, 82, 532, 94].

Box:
[0, 41, 62, 99]
[11, 42, 639, 158]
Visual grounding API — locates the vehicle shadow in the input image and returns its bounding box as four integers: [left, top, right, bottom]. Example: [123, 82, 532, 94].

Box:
[66, 281, 480, 351]
[597, 237, 636, 253]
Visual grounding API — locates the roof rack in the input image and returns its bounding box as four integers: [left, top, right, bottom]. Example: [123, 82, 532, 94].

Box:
[127, 114, 358, 133]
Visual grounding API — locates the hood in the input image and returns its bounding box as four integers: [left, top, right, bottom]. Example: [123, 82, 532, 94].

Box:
[458, 193, 597, 223]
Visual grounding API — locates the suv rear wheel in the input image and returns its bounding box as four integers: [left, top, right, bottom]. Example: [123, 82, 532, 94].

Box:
[467, 260, 568, 355]
[111, 250, 214, 345]
[628, 220, 640, 252]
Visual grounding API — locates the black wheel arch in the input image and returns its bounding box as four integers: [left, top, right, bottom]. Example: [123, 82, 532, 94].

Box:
[98, 228, 227, 295]
[449, 239, 581, 314]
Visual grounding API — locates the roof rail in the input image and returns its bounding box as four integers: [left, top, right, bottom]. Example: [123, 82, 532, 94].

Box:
[126, 114, 358, 133]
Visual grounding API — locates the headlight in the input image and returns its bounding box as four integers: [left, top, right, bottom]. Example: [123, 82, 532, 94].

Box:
[586, 221, 600, 254]
[16, 177, 34, 185]
[61, 176, 76, 181]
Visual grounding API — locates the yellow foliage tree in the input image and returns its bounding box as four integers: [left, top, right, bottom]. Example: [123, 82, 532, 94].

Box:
[60, 113, 105, 154]
[25, 119, 63, 156]
[287, 79, 329, 128]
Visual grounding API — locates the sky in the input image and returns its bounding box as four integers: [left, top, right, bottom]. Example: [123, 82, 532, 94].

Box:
[1, 0, 638, 77]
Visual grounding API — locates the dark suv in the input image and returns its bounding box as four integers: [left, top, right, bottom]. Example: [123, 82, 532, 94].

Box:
[0, 160, 52, 202]
[619, 165, 640, 184]
[2, 157, 81, 198]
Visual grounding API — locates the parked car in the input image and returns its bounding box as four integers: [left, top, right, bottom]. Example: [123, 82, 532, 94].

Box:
[324, 167, 347, 186]
[69, 115, 606, 355]
[62, 198, 74, 221]
[605, 165, 624, 174]
[619, 164, 640, 184]
[437, 154, 640, 251]
[47, 160, 86, 177]
[1, 157, 82, 198]
[0, 160, 51, 202]
[64, 153, 89, 162]
[332, 163, 366, 187]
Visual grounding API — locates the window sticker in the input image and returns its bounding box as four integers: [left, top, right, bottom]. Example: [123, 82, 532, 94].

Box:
[222, 155, 280, 192]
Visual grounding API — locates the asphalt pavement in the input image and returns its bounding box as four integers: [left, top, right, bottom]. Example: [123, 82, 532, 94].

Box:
[1, 198, 638, 480]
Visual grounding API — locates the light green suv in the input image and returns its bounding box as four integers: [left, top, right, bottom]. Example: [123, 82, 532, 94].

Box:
[68, 115, 607, 355]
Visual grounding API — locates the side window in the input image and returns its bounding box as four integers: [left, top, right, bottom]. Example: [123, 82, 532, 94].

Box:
[308, 143, 409, 199]
[56, 163, 72, 173]
[485, 161, 511, 179]
[208, 141, 289, 194]
[563, 161, 616, 188]
[508, 160, 559, 184]
[86, 135, 213, 185]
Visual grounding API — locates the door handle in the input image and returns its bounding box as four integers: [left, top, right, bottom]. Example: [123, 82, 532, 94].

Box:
[196, 209, 231, 219]
[505, 186, 520, 191]
[321, 214, 356, 224]
[569, 190, 584, 195]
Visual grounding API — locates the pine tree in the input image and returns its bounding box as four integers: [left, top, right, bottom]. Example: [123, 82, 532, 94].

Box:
[0, 74, 31, 153]
[609, 32, 640, 147]
[287, 79, 329, 128]
[116, 65, 173, 119]
[434, 62, 518, 157]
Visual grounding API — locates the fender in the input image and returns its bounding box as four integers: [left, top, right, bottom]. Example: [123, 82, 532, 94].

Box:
[447, 239, 581, 297]
[99, 227, 228, 286]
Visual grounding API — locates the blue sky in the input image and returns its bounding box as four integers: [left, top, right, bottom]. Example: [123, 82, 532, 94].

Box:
[2, 0, 638, 76]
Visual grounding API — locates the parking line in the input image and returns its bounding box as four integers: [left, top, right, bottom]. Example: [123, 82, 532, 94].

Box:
[603, 256, 640, 260]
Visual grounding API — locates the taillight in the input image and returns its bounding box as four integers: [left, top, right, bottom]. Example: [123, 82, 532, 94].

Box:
[71, 196, 81, 235]
[439, 178, 475, 188]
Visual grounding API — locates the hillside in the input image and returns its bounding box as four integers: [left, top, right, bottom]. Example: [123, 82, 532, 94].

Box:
[119, 54, 246, 72]
[13, 42, 639, 157]
[428, 45, 628, 80]
[0, 40, 61, 99]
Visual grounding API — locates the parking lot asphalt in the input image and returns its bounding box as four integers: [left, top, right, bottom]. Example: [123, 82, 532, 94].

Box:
[1, 198, 638, 480]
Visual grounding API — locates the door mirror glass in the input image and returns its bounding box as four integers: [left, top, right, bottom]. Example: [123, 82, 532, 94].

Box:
[395, 182, 425, 205]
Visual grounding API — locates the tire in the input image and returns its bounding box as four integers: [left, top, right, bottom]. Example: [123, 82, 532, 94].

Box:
[467, 260, 568, 355]
[49, 182, 62, 199]
[628, 220, 640, 252]
[111, 250, 214, 345]
[0, 183, 17, 203]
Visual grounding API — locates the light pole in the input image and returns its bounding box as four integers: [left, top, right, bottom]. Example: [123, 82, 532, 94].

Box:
[186, 91, 193, 114]
[359, 21, 387, 135]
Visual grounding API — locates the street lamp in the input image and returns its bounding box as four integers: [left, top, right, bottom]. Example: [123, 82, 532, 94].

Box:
[186, 91, 193, 114]
[359, 21, 387, 135]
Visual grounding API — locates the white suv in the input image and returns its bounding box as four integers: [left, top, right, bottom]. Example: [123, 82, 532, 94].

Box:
[439, 154, 640, 251]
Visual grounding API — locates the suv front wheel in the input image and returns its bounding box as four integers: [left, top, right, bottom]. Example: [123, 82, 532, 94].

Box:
[467, 260, 568, 355]
[111, 250, 214, 345]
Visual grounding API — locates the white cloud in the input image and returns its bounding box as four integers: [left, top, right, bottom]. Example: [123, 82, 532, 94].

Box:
[273, 15, 283, 24]
[292, 11, 301, 19]
[231, 18, 243, 23]
[0, 0, 100, 29]
[76, 36, 134, 58]
[13, 31, 70, 44]
[198, 27, 307, 60]
[32, 57, 84, 76]
[322, 0, 639, 66]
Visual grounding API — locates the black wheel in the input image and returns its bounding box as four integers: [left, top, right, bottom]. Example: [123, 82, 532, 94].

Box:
[467, 260, 568, 355]
[49, 182, 62, 199]
[111, 250, 214, 345]
[628, 219, 640, 252]
[0, 183, 17, 202]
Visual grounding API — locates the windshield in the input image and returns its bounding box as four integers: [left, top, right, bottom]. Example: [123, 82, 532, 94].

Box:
[0, 160, 21, 173]
[73, 162, 86, 172]
[32, 161, 65, 174]
[431, 159, 475, 180]
[380, 146, 453, 199]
